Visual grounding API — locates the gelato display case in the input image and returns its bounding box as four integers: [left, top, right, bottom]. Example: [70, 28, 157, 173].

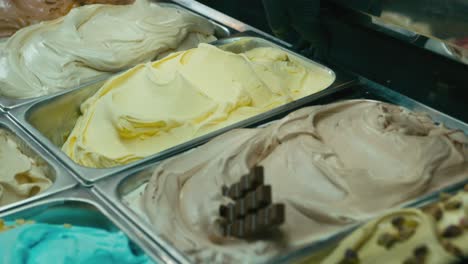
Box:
[0, 0, 466, 263]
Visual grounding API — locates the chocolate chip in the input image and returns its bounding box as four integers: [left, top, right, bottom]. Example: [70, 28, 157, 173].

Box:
[442, 241, 463, 257]
[413, 245, 428, 258]
[423, 205, 443, 221]
[444, 200, 462, 210]
[442, 225, 463, 238]
[339, 249, 359, 264]
[345, 249, 358, 259]
[392, 216, 405, 228]
[377, 233, 398, 249]
[463, 184, 468, 192]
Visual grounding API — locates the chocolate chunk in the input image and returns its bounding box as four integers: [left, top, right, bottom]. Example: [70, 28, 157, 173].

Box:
[268, 204, 285, 225]
[219, 204, 229, 218]
[244, 214, 256, 236]
[464, 184, 468, 192]
[245, 191, 257, 212]
[235, 200, 247, 218]
[442, 225, 463, 238]
[251, 166, 264, 182]
[255, 185, 272, 208]
[219, 166, 284, 239]
[222, 185, 229, 196]
[240, 176, 251, 195]
[228, 182, 243, 200]
[240, 167, 264, 195]
[219, 203, 236, 221]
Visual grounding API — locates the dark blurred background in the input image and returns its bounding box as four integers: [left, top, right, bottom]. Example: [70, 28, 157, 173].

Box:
[198, 0, 468, 122]
[199, 0, 272, 33]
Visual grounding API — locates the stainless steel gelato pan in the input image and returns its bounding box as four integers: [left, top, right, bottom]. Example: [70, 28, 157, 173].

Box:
[9, 36, 352, 184]
[0, 114, 77, 213]
[0, 187, 171, 264]
[93, 79, 468, 263]
[0, 1, 231, 111]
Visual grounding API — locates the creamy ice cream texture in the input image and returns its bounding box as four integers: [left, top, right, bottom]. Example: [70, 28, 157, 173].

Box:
[0, 0, 216, 99]
[0, 220, 153, 263]
[0, 0, 134, 38]
[0, 129, 52, 206]
[124, 100, 468, 263]
[321, 186, 468, 264]
[62, 44, 334, 168]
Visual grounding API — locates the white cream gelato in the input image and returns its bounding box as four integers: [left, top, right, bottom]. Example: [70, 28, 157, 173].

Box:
[0, 0, 215, 99]
[0, 129, 52, 206]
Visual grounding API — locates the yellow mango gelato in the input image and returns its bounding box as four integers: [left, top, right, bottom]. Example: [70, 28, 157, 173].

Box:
[62, 44, 334, 168]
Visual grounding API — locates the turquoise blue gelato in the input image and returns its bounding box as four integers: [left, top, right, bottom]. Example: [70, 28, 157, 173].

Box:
[0, 222, 154, 264]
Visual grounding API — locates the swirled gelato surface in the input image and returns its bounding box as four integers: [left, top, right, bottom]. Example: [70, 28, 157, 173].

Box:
[128, 100, 468, 263]
[62, 44, 333, 168]
[0, 0, 215, 99]
[0, 129, 52, 206]
[0, 0, 134, 38]
[0, 220, 153, 264]
[321, 186, 468, 264]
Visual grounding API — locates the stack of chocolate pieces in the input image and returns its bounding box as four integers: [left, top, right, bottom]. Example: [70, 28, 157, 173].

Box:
[219, 166, 285, 239]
